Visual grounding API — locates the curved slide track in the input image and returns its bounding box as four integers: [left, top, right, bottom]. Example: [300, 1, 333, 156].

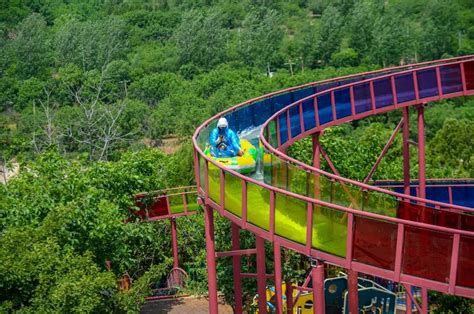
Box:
[192, 56, 474, 313]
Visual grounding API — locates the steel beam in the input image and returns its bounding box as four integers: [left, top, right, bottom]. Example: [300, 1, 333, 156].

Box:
[204, 205, 218, 314]
[232, 223, 243, 314]
[257, 236, 267, 314]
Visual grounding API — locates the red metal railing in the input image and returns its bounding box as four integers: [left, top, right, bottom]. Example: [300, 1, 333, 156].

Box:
[192, 56, 474, 305]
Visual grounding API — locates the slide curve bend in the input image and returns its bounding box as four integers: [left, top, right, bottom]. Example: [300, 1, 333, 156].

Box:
[192, 56, 474, 298]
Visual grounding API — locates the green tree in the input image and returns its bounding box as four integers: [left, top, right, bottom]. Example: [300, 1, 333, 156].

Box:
[174, 9, 227, 70]
[237, 9, 284, 70]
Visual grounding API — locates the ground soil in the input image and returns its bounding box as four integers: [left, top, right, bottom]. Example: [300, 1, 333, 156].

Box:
[141, 296, 233, 314]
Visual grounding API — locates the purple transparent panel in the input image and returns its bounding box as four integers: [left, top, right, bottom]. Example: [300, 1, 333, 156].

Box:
[395, 73, 416, 103]
[373, 78, 394, 108]
[417, 69, 438, 98]
[440, 64, 463, 94]
[289, 106, 301, 138]
[354, 83, 372, 114]
[317, 93, 333, 124]
[335, 88, 352, 119]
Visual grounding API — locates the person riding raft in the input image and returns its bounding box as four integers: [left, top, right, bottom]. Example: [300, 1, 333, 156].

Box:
[209, 117, 244, 158]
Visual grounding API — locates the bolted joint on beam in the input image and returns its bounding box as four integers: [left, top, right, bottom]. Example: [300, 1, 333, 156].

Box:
[309, 257, 324, 268]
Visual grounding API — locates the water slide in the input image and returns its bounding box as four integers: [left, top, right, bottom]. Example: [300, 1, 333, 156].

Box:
[192, 56, 474, 313]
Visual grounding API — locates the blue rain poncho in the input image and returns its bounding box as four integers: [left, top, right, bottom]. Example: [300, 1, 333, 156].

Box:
[209, 127, 241, 158]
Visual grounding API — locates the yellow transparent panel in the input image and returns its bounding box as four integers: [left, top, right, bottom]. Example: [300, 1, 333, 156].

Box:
[363, 191, 397, 217]
[169, 195, 185, 214]
[312, 205, 347, 257]
[287, 163, 308, 195]
[331, 181, 363, 210]
[207, 162, 221, 204]
[185, 192, 200, 211]
[247, 183, 270, 230]
[224, 172, 242, 217]
[275, 193, 307, 245]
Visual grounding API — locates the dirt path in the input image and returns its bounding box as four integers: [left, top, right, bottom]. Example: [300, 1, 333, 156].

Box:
[0, 161, 19, 184]
[141, 296, 233, 314]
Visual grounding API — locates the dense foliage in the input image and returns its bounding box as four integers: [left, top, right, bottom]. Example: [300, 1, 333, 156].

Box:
[1, 0, 473, 312]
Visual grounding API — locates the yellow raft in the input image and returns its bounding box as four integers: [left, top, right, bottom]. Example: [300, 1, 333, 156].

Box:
[205, 139, 258, 174]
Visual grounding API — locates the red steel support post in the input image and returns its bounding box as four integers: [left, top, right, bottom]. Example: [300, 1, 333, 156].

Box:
[286, 279, 293, 314]
[406, 285, 413, 314]
[257, 236, 267, 314]
[170, 218, 179, 268]
[421, 287, 428, 313]
[274, 243, 283, 314]
[403, 107, 410, 195]
[232, 223, 243, 314]
[311, 259, 325, 314]
[347, 269, 359, 314]
[417, 105, 426, 199]
[312, 133, 321, 212]
[204, 205, 218, 314]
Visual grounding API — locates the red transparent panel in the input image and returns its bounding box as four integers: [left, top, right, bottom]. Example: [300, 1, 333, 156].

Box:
[275, 193, 307, 245]
[461, 213, 474, 231]
[353, 216, 397, 270]
[456, 236, 474, 288]
[224, 171, 242, 217]
[402, 226, 452, 282]
[134, 195, 169, 219]
[312, 205, 347, 257]
[247, 182, 270, 230]
[436, 210, 461, 229]
[464, 60, 474, 90]
[397, 201, 434, 224]
[207, 163, 221, 204]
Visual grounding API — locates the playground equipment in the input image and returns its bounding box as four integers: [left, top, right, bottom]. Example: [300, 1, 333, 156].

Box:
[130, 187, 200, 300]
[252, 275, 396, 314]
[205, 138, 258, 174]
[192, 56, 474, 313]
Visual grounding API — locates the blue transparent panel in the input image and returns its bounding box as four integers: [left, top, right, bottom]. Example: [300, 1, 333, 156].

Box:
[374, 78, 393, 108]
[354, 83, 372, 114]
[273, 93, 292, 113]
[395, 73, 416, 103]
[452, 186, 474, 208]
[224, 112, 237, 132]
[293, 87, 316, 101]
[426, 187, 450, 205]
[251, 99, 273, 126]
[278, 113, 288, 144]
[317, 93, 333, 124]
[316, 82, 338, 93]
[233, 105, 252, 133]
[289, 106, 301, 138]
[302, 99, 316, 131]
[440, 65, 463, 94]
[417, 69, 438, 98]
[334, 88, 352, 119]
